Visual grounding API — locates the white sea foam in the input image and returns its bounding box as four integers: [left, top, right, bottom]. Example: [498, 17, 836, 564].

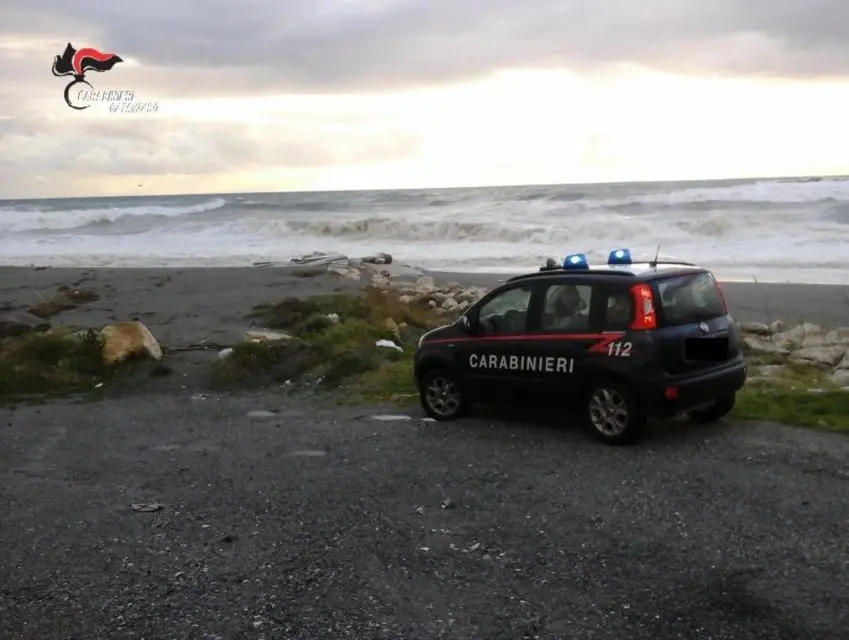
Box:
[1, 178, 848, 284]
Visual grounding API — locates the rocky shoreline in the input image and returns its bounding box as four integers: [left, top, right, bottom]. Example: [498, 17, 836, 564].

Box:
[2, 255, 849, 400]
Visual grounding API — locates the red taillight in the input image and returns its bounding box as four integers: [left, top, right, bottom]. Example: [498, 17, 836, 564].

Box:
[630, 283, 657, 330]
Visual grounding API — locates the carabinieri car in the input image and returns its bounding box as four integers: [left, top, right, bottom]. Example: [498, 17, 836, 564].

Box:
[413, 249, 747, 444]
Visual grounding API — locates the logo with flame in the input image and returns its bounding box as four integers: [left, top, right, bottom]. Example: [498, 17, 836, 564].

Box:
[51, 42, 123, 110]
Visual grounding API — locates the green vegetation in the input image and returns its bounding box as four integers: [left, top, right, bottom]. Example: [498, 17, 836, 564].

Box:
[0, 329, 113, 401]
[211, 288, 445, 399]
[732, 343, 849, 430]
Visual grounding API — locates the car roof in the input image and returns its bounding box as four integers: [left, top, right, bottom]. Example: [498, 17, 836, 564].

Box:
[506, 261, 706, 284]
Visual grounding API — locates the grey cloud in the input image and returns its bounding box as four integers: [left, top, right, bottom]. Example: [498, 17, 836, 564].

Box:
[0, 117, 421, 176]
[2, 0, 848, 100]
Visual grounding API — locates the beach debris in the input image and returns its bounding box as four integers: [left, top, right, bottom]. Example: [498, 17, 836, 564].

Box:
[290, 449, 328, 457]
[375, 339, 402, 352]
[289, 251, 348, 267]
[0, 309, 51, 338]
[100, 320, 162, 365]
[28, 286, 100, 319]
[361, 252, 393, 265]
[131, 502, 164, 513]
[244, 329, 292, 343]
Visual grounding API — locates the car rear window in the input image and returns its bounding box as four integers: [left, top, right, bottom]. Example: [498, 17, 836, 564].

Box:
[654, 271, 726, 326]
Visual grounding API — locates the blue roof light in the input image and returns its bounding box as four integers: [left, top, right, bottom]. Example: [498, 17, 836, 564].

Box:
[608, 248, 632, 265]
[562, 253, 589, 269]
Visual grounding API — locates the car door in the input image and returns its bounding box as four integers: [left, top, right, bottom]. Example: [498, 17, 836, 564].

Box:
[459, 282, 535, 398]
[521, 278, 603, 400]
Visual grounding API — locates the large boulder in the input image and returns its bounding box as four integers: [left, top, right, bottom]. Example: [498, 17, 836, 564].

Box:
[100, 321, 162, 365]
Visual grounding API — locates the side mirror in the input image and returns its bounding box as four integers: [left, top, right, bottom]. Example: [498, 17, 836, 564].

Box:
[458, 315, 473, 333]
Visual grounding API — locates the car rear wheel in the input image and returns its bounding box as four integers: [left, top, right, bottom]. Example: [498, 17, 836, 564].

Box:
[420, 368, 468, 421]
[583, 380, 646, 444]
[687, 392, 736, 424]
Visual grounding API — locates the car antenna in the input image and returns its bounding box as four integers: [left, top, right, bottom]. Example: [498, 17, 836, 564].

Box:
[649, 244, 661, 267]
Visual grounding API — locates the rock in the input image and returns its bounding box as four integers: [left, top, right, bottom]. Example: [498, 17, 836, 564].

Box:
[328, 264, 361, 281]
[740, 321, 771, 335]
[413, 276, 436, 293]
[100, 321, 162, 365]
[442, 298, 459, 312]
[361, 252, 392, 265]
[755, 364, 786, 378]
[743, 336, 789, 355]
[370, 271, 392, 289]
[790, 345, 847, 368]
[398, 295, 413, 304]
[245, 330, 292, 342]
[769, 320, 786, 334]
[831, 370, 849, 386]
[0, 310, 50, 338]
[772, 323, 823, 350]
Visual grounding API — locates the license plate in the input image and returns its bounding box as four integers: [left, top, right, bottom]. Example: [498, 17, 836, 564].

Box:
[684, 336, 729, 361]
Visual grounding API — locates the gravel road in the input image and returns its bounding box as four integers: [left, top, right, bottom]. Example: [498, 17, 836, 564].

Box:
[2, 393, 848, 639]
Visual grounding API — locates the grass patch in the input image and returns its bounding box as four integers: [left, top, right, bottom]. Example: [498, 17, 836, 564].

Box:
[29, 286, 100, 318]
[733, 355, 849, 430]
[0, 329, 113, 401]
[734, 388, 849, 431]
[214, 287, 447, 394]
[340, 359, 418, 404]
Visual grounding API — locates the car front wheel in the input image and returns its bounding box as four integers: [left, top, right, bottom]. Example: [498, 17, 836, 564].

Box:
[583, 379, 646, 444]
[419, 368, 468, 421]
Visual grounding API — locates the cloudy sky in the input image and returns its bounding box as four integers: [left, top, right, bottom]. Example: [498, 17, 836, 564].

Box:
[1, 0, 848, 198]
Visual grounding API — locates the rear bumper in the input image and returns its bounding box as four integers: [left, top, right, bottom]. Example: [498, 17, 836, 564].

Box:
[638, 358, 747, 417]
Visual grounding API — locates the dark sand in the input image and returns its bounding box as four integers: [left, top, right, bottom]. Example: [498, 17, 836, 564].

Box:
[3, 265, 849, 637]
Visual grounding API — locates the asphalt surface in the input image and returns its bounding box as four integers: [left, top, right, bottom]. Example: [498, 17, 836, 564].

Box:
[2, 393, 849, 639]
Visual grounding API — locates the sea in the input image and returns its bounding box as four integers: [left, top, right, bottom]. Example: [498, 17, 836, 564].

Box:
[2, 176, 848, 284]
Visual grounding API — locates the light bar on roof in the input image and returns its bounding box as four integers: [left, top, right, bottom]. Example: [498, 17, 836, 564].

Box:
[608, 248, 632, 265]
[562, 253, 589, 269]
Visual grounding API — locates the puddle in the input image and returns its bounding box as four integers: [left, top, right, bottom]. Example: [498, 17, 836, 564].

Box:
[290, 449, 328, 457]
[370, 414, 412, 422]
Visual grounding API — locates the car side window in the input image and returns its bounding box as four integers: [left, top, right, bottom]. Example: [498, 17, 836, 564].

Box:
[603, 290, 634, 330]
[540, 283, 592, 332]
[476, 285, 533, 335]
